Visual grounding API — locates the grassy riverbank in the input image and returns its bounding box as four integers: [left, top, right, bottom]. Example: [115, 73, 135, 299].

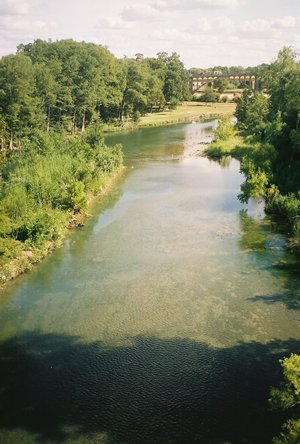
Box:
[100, 102, 236, 133]
[0, 131, 124, 289]
[139, 101, 236, 128]
[204, 134, 249, 159]
[0, 106, 235, 290]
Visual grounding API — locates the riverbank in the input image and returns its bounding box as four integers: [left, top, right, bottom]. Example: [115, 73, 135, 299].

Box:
[0, 132, 124, 291]
[204, 123, 300, 254]
[0, 166, 125, 291]
[1, 120, 299, 444]
[0, 106, 235, 290]
[139, 101, 236, 128]
[101, 102, 236, 133]
[203, 134, 250, 160]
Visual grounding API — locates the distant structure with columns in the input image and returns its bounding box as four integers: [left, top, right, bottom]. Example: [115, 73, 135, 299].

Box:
[190, 73, 258, 93]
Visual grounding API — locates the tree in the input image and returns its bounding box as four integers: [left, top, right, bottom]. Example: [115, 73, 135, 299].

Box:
[235, 90, 269, 136]
[269, 354, 300, 444]
[118, 59, 149, 120]
[18, 39, 125, 130]
[34, 62, 58, 132]
[163, 52, 190, 103]
[199, 87, 220, 103]
[0, 54, 43, 147]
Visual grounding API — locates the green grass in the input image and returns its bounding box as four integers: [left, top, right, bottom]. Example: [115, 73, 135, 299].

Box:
[204, 134, 250, 159]
[139, 101, 236, 127]
[0, 132, 124, 289]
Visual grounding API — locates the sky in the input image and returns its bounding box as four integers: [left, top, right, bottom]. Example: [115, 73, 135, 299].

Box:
[0, 0, 299, 68]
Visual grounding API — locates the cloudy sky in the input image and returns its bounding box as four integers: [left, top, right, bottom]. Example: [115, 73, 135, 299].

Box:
[0, 0, 299, 67]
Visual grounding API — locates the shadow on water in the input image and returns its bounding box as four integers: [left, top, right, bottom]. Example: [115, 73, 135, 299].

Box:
[0, 332, 299, 444]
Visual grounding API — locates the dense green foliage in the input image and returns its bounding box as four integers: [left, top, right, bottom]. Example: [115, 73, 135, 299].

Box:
[0, 40, 190, 148]
[0, 40, 190, 283]
[194, 87, 220, 103]
[0, 129, 123, 283]
[235, 48, 299, 194]
[234, 48, 300, 249]
[205, 48, 299, 249]
[204, 116, 247, 159]
[189, 63, 269, 77]
[0, 40, 189, 285]
[269, 354, 300, 443]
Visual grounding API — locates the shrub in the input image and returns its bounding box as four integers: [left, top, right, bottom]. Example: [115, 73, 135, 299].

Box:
[269, 354, 300, 444]
[169, 97, 180, 109]
[266, 193, 300, 227]
[215, 116, 236, 141]
[132, 111, 141, 123]
[198, 88, 220, 103]
[61, 180, 88, 213]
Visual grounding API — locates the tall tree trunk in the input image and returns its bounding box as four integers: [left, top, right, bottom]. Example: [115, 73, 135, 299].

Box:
[81, 111, 86, 132]
[9, 133, 13, 151]
[72, 110, 76, 135]
[119, 95, 125, 121]
[47, 106, 51, 132]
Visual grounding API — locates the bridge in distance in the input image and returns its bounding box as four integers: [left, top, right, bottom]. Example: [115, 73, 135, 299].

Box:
[190, 73, 258, 93]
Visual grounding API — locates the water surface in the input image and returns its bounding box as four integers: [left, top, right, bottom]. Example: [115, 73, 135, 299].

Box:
[0, 121, 299, 443]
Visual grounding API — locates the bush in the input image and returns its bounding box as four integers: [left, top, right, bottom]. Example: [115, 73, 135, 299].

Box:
[132, 111, 141, 123]
[215, 116, 236, 141]
[13, 208, 67, 243]
[269, 354, 300, 444]
[169, 97, 180, 109]
[0, 129, 124, 280]
[238, 159, 269, 203]
[266, 193, 300, 227]
[61, 180, 88, 213]
[198, 88, 220, 103]
[0, 238, 23, 264]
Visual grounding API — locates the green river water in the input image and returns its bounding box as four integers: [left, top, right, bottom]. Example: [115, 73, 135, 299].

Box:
[0, 121, 299, 443]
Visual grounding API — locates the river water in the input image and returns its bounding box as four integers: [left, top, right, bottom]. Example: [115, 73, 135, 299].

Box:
[0, 121, 299, 443]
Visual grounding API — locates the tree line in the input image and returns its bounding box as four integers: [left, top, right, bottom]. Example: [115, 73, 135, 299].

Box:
[189, 63, 269, 78]
[205, 47, 300, 253]
[0, 39, 190, 149]
[203, 47, 300, 443]
[235, 47, 300, 252]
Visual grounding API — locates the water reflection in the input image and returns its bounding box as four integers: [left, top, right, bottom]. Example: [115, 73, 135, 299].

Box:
[239, 211, 300, 312]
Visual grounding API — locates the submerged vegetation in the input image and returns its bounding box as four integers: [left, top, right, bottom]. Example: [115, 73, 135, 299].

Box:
[205, 47, 300, 253]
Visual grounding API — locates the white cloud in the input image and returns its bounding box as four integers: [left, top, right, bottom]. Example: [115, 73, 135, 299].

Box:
[241, 18, 272, 34]
[153, 0, 240, 10]
[211, 16, 234, 31]
[238, 16, 300, 37]
[184, 16, 234, 36]
[122, 4, 164, 22]
[0, 0, 30, 15]
[0, 15, 56, 33]
[151, 28, 195, 42]
[271, 16, 300, 29]
[195, 17, 212, 32]
[95, 16, 134, 30]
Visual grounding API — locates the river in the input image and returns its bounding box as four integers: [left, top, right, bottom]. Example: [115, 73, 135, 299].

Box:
[0, 120, 299, 443]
